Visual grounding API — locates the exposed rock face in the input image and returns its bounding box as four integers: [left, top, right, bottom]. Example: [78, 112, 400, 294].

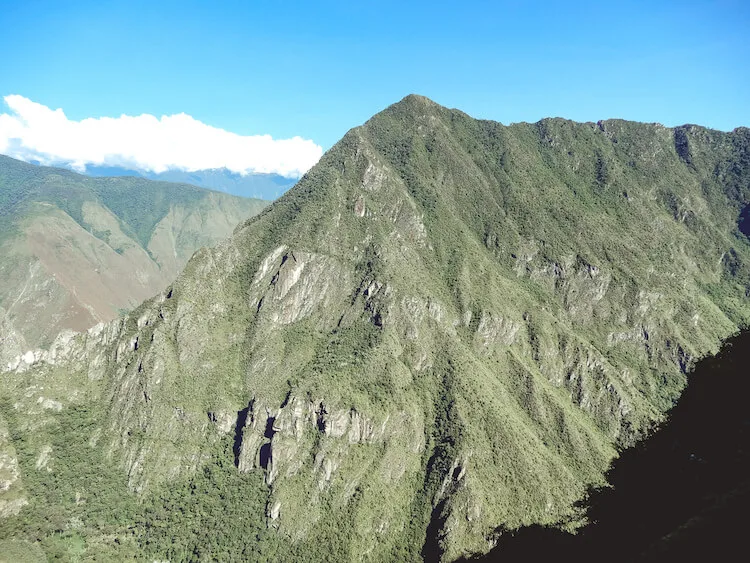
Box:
[2, 96, 749, 561]
[0, 416, 27, 518]
[0, 311, 26, 369]
[251, 247, 351, 325]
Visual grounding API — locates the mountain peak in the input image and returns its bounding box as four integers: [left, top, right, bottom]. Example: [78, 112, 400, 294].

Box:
[2, 99, 750, 561]
[367, 93, 447, 125]
[398, 93, 438, 106]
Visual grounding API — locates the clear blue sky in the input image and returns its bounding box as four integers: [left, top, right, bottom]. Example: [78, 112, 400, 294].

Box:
[1, 0, 748, 149]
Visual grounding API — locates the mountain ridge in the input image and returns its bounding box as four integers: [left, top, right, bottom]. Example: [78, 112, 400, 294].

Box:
[0, 154, 269, 363]
[82, 164, 296, 200]
[1, 95, 749, 561]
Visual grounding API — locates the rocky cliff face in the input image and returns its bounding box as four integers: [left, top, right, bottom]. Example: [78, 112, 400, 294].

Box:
[0, 311, 26, 369]
[0, 414, 27, 518]
[2, 96, 749, 561]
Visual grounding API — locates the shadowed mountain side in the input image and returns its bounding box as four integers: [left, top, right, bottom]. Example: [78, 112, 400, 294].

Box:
[463, 330, 750, 562]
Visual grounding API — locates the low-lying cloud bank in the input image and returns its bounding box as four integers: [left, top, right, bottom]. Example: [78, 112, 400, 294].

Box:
[0, 95, 323, 178]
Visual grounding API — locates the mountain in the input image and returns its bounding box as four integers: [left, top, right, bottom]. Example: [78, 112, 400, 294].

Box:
[465, 329, 750, 562]
[84, 165, 297, 200]
[0, 155, 269, 365]
[1, 95, 749, 561]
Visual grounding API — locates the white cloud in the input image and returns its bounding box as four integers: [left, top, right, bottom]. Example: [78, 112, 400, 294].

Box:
[0, 95, 323, 178]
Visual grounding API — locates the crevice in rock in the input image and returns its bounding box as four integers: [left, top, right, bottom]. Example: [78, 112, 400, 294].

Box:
[264, 416, 276, 439]
[316, 403, 327, 433]
[233, 403, 252, 467]
[674, 127, 693, 166]
[422, 498, 449, 562]
[270, 253, 291, 288]
[452, 465, 462, 481]
[280, 389, 292, 408]
[259, 442, 272, 470]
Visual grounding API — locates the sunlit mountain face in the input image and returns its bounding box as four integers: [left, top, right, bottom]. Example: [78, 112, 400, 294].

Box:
[1, 95, 748, 561]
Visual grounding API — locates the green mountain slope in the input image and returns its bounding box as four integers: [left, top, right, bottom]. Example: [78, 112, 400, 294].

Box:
[0, 155, 269, 363]
[1, 96, 748, 561]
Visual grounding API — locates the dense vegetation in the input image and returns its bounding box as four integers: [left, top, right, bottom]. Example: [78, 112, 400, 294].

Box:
[464, 329, 750, 562]
[1, 96, 749, 561]
[0, 403, 140, 560]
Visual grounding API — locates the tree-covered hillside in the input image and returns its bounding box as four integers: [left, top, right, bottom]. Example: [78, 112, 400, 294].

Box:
[464, 329, 750, 562]
[1, 96, 748, 561]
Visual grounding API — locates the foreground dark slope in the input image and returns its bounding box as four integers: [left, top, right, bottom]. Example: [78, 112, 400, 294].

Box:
[1, 95, 749, 561]
[465, 329, 750, 562]
[0, 155, 268, 361]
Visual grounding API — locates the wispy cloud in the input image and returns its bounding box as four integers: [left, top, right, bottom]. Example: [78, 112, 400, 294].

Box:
[0, 95, 323, 178]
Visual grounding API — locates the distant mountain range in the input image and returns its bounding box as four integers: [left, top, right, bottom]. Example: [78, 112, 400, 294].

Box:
[0, 155, 268, 364]
[83, 165, 297, 200]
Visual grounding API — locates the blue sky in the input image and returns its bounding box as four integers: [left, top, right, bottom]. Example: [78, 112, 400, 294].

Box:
[0, 0, 748, 173]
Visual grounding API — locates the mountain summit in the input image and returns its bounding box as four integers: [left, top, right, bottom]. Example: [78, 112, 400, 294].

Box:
[2, 95, 749, 561]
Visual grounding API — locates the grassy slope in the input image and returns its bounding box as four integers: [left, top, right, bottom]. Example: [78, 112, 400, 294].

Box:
[1, 96, 749, 561]
[0, 155, 269, 353]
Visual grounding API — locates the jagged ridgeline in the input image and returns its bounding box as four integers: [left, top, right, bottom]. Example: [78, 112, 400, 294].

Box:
[1, 95, 749, 561]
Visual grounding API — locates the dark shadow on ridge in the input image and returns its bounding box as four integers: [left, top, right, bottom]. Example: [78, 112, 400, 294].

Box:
[422, 499, 449, 562]
[457, 330, 750, 563]
[259, 443, 272, 470]
[739, 204, 750, 237]
[232, 404, 251, 467]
